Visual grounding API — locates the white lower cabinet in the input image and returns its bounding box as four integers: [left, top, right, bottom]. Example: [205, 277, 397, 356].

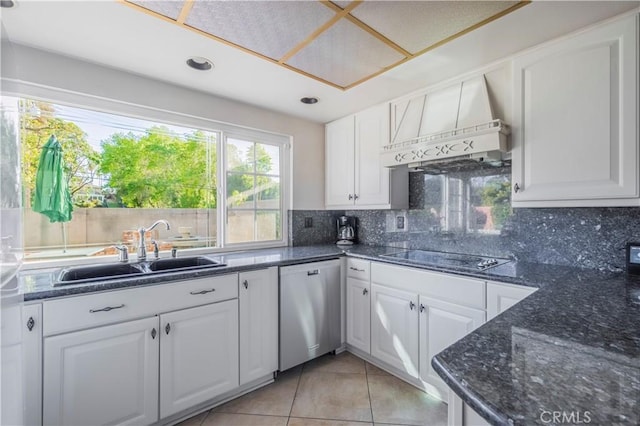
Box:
[418, 296, 485, 395]
[346, 277, 371, 354]
[239, 267, 278, 385]
[43, 316, 160, 426]
[370, 283, 420, 376]
[160, 300, 239, 418]
[370, 262, 486, 398]
[42, 273, 244, 425]
[487, 281, 537, 320]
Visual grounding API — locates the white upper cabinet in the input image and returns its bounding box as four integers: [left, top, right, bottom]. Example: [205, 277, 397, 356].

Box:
[326, 103, 408, 209]
[512, 14, 639, 207]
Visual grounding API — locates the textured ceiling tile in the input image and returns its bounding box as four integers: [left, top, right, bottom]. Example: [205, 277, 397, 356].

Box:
[185, 1, 335, 60]
[128, 0, 184, 20]
[351, 1, 520, 54]
[286, 18, 405, 87]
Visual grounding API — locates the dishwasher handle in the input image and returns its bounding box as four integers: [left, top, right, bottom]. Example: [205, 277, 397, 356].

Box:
[307, 269, 319, 276]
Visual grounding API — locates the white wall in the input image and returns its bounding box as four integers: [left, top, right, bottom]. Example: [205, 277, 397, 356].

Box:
[1, 43, 325, 210]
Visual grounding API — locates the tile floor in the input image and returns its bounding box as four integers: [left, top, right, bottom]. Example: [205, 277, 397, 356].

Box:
[177, 352, 447, 426]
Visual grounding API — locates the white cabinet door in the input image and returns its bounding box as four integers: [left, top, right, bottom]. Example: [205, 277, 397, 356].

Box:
[355, 103, 390, 206]
[512, 15, 638, 207]
[160, 300, 239, 419]
[486, 282, 537, 321]
[418, 296, 485, 396]
[43, 316, 159, 426]
[346, 277, 371, 354]
[325, 115, 355, 207]
[23, 303, 42, 426]
[239, 267, 278, 385]
[370, 284, 419, 377]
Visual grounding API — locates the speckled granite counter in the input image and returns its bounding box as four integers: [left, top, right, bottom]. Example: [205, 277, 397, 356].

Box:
[18, 245, 640, 425]
[432, 266, 640, 426]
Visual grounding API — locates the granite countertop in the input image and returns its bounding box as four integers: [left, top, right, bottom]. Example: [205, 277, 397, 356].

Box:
[17, 245, 640, 425]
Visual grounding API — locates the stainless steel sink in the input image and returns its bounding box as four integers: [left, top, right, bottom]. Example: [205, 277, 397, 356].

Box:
[55, 256, 226, 286]
[57, 263, 146, 284]
[147, 256, 224, 272]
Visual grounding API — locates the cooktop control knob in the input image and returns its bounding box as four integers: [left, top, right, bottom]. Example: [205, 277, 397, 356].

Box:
[477, 258, 499, 269]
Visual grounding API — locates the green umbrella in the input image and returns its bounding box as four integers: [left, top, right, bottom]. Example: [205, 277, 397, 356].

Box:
[33, 136, 73, 248]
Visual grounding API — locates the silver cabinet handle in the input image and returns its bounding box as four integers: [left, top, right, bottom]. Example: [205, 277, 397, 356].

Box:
[420, 304, 425, 313]
[89, 304, 125, 313]
[307, 270, 319, 276]
[513, 183, 520, 193]
[409, 301, 415, 311]
[243, 280, 248, 289]
[354, 194, 359, 200]
[165, 323, 171, 335]
[362, 288, 368, 296]
[348, 194, 353, 200]
[190, 288, 216, 295]
[151, 328, 157, 339]
[349, 267, 365, 272]
[26, 316, 35, 331]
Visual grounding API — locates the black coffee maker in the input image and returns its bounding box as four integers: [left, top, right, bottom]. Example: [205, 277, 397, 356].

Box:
[336, 215, 357, 245]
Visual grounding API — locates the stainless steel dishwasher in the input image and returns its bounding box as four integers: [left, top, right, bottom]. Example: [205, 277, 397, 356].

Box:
[279, 259, 341, 371]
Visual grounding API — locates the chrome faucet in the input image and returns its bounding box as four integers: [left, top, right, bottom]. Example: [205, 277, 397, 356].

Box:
[137, 220, 170, 261]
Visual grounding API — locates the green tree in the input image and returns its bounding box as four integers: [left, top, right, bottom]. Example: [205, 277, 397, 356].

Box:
[481, 179, 511, 228]
[226, 142, 279, 208]
[100, 127, 216, 208]
[20, 100, 101, 205]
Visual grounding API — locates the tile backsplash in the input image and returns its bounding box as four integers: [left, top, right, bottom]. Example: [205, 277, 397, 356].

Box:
[290, 169, 640, 272]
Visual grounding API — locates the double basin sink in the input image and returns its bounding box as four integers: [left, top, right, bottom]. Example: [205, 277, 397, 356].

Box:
[56, 256, 226, 286]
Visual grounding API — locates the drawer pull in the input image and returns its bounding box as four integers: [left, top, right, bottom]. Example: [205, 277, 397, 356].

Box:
[26, 316, 35, 331]
[349, 267, 365, 272]
[89, 304, 125, 313]
[190, 288, 216, 295]
[307, 270, 319, 276]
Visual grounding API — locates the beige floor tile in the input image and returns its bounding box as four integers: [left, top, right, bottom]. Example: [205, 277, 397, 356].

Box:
[288, 418, 373, 426]
[202, 412, 288, 426]
[175, 410, 209, 426]
[368, 375, 447, 426]
[303, 352, 366, 375]
[214, 368, 301, 416]
[365, 362, 391, 376]
[291, 372, 372, 422]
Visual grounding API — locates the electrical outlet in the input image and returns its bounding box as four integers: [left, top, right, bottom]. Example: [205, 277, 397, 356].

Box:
[304, 217, 313, 228]
[396, 215, 405, 230]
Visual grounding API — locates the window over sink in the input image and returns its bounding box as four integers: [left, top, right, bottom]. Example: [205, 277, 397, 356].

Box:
[15, 97, 289, 262]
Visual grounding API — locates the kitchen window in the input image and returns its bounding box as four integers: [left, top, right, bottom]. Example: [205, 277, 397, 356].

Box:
[16, 97, 289, 262]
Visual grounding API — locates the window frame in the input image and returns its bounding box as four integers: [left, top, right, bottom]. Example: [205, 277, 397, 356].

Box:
[8, 82, 290, 268]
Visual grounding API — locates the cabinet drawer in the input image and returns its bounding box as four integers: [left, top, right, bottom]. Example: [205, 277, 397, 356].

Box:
[43, 274, 238, 336]
[371, 262, 485, 309]
[346, 258, 370, 280]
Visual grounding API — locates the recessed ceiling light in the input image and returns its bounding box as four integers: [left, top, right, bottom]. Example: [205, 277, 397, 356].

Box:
[0, 0, 15, 8]
[186, 57, 213, 71]
[300, 97, 319, 105]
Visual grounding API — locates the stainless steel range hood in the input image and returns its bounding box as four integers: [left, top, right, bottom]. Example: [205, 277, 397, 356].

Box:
[381, 75, 509, 170]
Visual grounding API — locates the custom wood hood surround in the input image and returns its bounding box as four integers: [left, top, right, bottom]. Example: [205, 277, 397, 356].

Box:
[122, 0, 528, 90]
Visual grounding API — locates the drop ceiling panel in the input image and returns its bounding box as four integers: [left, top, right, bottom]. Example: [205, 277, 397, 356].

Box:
[128, 0, 183, 20]
[351, 1, 521, 54]
[286, 18, 405, 88]
[185, 1, 335, 61]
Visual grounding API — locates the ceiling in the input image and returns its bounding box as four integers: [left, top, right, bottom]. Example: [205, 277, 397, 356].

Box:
[122, 0, 525, 90]
[1, 1, 638, 123]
